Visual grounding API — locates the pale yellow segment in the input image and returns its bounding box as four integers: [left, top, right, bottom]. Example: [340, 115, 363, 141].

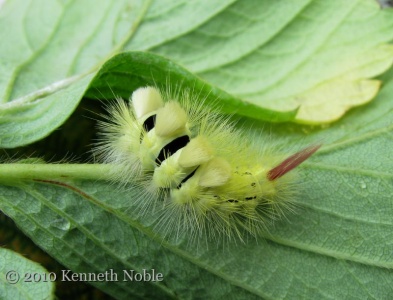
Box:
[198, 157, 231, 187]
[170, 179, 201, 205]
[132, 86, 164, 119]
[155, 102, 188, 137]
[178, 136, 214, 168]
[153, 151, 185, 188]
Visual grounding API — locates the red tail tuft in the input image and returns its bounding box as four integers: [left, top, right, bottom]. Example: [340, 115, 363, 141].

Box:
[267, 144, 321, 181]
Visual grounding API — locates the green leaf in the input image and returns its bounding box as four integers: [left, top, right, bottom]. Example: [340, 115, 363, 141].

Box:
[1, 66, 393, 298]
[151, 0, 393, 124]
[0, 74, 93, 148]
[0, 180, 262, 299]
[0, 248, 55, 300]
[87, 51, 298, 122]
[0, 0, 149, 148]
[1, 1, 393, 148]
[1, 0, 393, 298]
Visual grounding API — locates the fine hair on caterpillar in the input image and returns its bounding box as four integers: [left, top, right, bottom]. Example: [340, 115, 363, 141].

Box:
[94, 85, 320, 243]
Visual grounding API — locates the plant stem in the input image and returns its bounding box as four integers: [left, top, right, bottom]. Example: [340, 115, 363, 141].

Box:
[0, 164, 113, 183]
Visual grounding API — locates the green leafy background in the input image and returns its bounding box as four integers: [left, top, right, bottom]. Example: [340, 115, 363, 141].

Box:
[1, 0, 393, 299]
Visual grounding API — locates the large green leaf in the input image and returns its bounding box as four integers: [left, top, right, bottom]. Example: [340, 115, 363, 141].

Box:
[86, 52, 298, 122]
[147, 0, 393, 123]
[1, 0, 393, 148]
[1, 0, 393, 299]
[1, 65, 393, 298]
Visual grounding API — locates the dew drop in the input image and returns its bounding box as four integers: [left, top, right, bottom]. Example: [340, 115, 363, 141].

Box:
[51, 218, 71, 231]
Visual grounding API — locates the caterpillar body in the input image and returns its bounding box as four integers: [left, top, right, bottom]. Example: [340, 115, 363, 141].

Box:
[95, 86, 320, 241]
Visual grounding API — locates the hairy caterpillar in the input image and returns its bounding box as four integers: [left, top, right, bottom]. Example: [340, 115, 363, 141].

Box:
[94, 86, 320, 242]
